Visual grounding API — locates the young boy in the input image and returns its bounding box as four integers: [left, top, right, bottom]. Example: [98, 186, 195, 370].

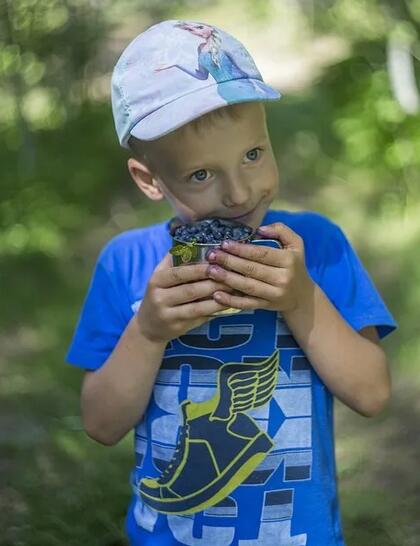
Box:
[65, 19, 398, 546]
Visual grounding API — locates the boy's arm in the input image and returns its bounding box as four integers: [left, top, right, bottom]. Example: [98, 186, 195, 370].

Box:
[80, 257, 233, 446]
[81, 317, 167, 446]
[205, 222, 394, 418]
[282, 283, 391, 418]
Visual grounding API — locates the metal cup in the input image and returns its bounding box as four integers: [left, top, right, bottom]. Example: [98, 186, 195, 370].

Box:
[169, 219, 281, 317]
[170, 217, 254, 316]
[170, 237, 252, 266]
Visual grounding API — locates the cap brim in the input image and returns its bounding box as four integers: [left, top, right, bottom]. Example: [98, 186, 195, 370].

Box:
[129, 78, 281, 142]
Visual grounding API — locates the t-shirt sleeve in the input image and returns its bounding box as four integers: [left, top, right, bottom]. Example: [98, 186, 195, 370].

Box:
[65, 244, 131, 371]
[316, 221, 398, 340]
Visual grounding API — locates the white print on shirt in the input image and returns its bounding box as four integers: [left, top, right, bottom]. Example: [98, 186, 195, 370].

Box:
[132, 310, 311, 545]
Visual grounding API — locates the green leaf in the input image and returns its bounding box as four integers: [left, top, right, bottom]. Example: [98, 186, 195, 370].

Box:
[170, 244, 186, 256]
[181, 247, 193, 263]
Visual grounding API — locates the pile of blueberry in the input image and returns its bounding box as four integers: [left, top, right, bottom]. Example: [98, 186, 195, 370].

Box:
[172, 217, 254, 244]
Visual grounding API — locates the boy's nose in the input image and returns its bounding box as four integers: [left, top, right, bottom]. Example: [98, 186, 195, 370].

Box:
[222, 176, 251, 208]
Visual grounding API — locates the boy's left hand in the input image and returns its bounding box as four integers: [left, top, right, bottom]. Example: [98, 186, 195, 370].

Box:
[206, 222, 315, 313]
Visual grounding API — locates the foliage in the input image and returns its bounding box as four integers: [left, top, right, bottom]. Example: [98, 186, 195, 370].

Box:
[1, 1, 420, 545]
[0, 0, 217, 259]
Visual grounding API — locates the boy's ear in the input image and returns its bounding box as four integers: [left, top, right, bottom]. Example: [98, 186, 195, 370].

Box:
[127, 157, 164, 201]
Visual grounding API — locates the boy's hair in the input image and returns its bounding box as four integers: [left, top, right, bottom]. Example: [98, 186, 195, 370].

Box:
[127, 102, 265, 168]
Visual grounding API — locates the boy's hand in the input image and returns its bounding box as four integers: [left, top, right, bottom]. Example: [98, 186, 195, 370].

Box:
[205, 223, 315, 313]
[136, 253, 234, 343]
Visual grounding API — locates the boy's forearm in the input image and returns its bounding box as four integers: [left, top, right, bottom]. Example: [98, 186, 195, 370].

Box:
[282, 282, 390, 417]
[81, 315, 167, 445]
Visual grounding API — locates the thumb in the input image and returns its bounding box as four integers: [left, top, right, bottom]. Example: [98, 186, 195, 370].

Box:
[257, 222, 303, 250]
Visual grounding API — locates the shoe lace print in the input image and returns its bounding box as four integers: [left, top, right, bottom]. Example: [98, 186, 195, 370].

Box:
[159, 423, 190, 482]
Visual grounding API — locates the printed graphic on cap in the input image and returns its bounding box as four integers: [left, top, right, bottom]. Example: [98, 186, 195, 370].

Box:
[154, 21, 277, 103]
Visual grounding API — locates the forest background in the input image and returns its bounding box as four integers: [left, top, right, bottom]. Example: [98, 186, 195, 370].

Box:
[1, 1, 419, 544]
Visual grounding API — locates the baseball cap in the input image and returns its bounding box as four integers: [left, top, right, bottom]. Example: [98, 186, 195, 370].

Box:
[111, 19, 281, 148]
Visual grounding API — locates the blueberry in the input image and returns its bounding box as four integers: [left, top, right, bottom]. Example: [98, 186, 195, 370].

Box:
[232, 228, 241, 240]
[173, 216, 253, 244]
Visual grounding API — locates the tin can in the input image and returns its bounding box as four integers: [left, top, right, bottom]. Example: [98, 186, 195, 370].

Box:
[170, 217, 254, 266]
[169, 218, 254, 316]
[170, 237, 252, 266]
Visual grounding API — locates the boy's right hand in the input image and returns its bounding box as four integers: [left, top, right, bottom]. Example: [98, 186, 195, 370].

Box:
[135, 253, 234, 343]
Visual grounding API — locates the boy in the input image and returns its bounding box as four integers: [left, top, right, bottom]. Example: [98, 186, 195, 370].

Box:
[65, 19, 398, 546]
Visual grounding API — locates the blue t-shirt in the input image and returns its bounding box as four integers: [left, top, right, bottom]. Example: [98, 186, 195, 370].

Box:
[65, 209, 398, 546]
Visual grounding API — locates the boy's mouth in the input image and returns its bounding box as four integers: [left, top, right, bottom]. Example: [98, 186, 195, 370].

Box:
[228, 202, 260, 222]
[188, 201, 262, 226]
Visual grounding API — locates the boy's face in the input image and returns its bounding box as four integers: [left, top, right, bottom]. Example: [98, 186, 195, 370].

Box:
[128, 102, 279, 230]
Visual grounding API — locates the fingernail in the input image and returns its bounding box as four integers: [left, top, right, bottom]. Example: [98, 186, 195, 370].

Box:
[208, 266, 219, 277]
[221, 241, 232, 249]
[207, 251, 216, 260]
[258, 225, 268, 231]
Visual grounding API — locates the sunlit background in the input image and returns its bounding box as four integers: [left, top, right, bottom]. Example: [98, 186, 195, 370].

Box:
[1, 1, 419, 544]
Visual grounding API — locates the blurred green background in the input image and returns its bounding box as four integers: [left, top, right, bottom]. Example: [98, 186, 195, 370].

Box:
[1, 0, 419, 544]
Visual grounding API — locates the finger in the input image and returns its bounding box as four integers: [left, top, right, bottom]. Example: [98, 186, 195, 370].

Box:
[214, 240, 291, 268]
[169, 298, 234, 320]
[208, 251, 286, 285]
[257, 222, 304, 251]
[207, 265, 279, 300]
[165, 280, 234, 306]
[212, 290, 269, 311]
[155, 262, 210, 288]
[154, 252, 173, 272]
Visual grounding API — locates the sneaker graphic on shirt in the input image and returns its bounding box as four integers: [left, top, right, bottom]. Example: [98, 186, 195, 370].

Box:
[139, 350, 279, 515]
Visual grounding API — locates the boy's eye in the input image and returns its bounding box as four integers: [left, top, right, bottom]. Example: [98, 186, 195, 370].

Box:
[190, 169, 210, 183]
[245, 147, 263, 161]
[188, 147, 263, 183]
